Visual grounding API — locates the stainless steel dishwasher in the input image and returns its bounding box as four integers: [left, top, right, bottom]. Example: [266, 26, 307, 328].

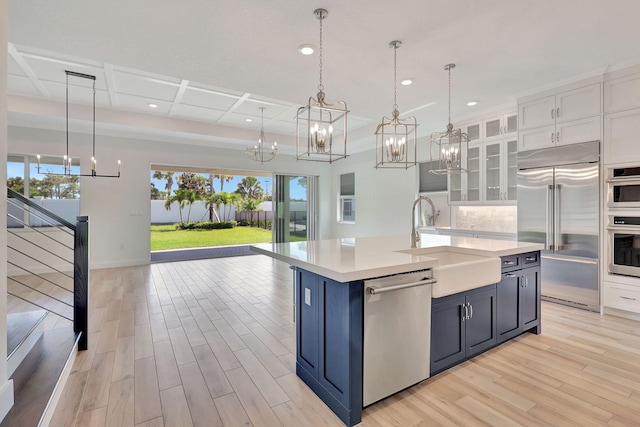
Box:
[363, 270, 435, 406]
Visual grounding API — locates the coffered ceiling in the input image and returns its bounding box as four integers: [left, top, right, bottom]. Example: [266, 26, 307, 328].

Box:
[7, 0, 640, 153]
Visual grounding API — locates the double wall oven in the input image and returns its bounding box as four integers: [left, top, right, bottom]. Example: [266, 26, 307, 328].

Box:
[607, 166, 640, 277]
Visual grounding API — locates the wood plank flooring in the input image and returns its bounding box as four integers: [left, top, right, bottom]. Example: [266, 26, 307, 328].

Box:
[48, 255, 640, 426]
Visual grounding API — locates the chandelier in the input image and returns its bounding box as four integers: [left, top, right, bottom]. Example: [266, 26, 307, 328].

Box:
[296, 8, 349, 163]
[429, 64, 468, 175]
[37, 70, 121, 178]
[375, 40, 417, 169]
[246, 107, 277, 163]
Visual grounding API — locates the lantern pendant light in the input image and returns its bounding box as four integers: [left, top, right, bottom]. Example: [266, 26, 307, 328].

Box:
[296, 8, 349, 163]
[429, 63, 468, 175]
[374, 40, 418, 169]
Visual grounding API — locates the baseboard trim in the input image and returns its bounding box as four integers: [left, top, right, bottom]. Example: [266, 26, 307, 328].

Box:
[90, 258, 149, 269]
[603, 306, 640, 321]
[0, 380, 15, 424]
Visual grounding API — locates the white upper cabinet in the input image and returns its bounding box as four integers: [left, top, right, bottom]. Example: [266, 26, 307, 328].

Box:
[604, 109, 640, 165]
[555, 83, 601, 123]
[448, 141, 482, 206]
[603, 69, 640, 165]
[518, 82, 601, 151]
[483, 138, 517, 205]
[519, 96, 556, 130]
[465, 122, 481, 143]
[604, 72, 640, 114]
[483, 112, 517, 142]
[448, 112, 517, 206]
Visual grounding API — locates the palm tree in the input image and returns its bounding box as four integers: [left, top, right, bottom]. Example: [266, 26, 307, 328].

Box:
[153, 171, 174, 198]
[220, 191, 239, 221]
[164, 188, 197, 223]
[240, 198, 262, 225]
[205, 193, 223, 222]
[235, 176, 264, 200]
[215, 174, 234, 192]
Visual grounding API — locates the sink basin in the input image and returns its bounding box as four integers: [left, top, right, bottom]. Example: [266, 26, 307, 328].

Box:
[397, 248, 501, 298]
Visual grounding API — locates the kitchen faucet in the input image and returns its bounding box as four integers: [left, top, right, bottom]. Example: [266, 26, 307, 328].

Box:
[411, 195, 437, 248]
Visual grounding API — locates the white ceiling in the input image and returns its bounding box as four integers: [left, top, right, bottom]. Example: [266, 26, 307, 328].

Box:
[7, 0, 640, 153]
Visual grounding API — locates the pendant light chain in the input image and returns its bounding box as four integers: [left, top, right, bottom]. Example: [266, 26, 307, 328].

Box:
[447, 64, 452, 124]
[260, 107, 265, 134]
[318, 14, 323, 92]
[393, 43, 398, 110]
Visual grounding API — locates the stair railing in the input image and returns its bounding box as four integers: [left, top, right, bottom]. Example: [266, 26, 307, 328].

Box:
[6, 188, 88, 350]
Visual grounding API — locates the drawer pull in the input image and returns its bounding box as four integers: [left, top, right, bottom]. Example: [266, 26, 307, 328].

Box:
[504, 273, 517, 278]
[620, 296, 637, 301]
[525, 256, 536, 262]
[503, 260, 515, 266]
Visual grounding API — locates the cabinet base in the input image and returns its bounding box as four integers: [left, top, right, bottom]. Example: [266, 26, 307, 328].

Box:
[296, 363, 362, 427]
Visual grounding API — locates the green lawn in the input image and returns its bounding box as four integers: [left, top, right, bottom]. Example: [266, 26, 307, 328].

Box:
[151, 224, 305, 251]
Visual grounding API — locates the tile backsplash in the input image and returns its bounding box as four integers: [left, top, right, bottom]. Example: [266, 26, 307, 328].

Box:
[453, 205, 517, 233]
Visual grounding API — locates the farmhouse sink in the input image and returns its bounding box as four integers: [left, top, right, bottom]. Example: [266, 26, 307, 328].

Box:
[396, 248, 501, 298]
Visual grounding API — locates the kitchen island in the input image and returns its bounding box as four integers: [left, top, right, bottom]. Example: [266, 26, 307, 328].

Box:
[252, 234, 543, 426]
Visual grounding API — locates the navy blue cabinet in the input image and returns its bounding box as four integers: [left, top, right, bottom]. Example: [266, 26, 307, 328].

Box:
[431, 250, 541, 376]
[431, 285, 497, 375]
[497, 252, 541, 344]
[295, 268, 363, 427]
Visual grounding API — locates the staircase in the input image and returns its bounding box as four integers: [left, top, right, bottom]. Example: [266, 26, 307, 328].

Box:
[3, 188, 89, 426]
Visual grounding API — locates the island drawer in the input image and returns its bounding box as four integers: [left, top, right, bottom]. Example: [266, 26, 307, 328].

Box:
[501, 251, 540, 272]
[500, 255, 521, 271]
[521, 251, 540, 266]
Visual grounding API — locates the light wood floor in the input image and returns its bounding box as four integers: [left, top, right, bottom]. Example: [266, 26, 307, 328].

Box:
[48, 255, 640, 426]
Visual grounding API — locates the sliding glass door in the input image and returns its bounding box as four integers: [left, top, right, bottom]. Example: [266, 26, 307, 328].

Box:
[273, 175, 317, 243]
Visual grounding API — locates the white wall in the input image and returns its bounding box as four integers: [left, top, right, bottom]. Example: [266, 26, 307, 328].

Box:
[328, 149, 422, 239]
[1, 0, 15, 420]
[8, 126, 331, 268]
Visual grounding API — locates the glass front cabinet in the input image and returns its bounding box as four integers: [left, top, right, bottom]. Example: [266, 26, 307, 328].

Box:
[483, 138, 517, 204]
[448, 112, 517, 206]
[449, 142, 482, 205]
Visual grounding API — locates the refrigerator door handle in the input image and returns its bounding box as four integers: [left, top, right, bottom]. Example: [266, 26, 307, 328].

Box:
[546, 184, 554, 251]
[555, 184, 562, 251]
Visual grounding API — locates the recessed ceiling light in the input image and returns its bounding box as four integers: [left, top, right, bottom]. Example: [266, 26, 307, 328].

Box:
[148, 103, 158, 108]
[245, 118, 253, 123]
[298, 44, 315, 55]
[466, 101, 478, 106]
[400, 78, 413, 86]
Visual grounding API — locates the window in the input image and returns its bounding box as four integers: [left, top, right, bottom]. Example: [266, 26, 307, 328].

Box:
[7, 155, 80, 226]
[418, 161, 448, 193]
[339, 172, 355, 223]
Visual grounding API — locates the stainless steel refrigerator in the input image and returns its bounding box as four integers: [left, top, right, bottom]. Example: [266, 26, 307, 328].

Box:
[517, 141, 600, 311]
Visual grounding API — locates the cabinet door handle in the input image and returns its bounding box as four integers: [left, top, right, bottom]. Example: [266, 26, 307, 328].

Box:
[551, 108, 555, 119]
[462, 304, 468, 321]
[556, 132, 560, 143]
[504, 273, 517, 278]
[551, 133, 555, 143]
[467, 302, 473, 319]
[556, 107, 560, 118]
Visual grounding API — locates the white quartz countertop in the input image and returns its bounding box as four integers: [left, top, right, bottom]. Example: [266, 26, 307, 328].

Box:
[251, 234, 543, 282]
